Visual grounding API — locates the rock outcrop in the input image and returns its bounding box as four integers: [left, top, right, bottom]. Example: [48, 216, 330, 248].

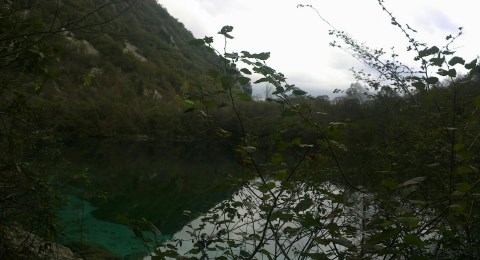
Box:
[0, 225, 81, 260]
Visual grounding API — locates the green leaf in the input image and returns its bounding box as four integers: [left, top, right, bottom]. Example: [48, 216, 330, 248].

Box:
[437, 68, 457, 77]
[266, 182, 276, 190]
[465, 58, 478, 70]
[448, 56, 465, 66]
[292, 137, 302, 145]
[404, 234, 426, 247]
[449, 201, 466, 214]
[326, 222, 340, 234]
[203, 36, 214, 44]
[456, 165, 473, 175]
[429, 56, 445, 66]
[455, 182, 471, 192]
[257, 182, 275, 193]
[368, 228, 400, 244]
[474, 95, 480, 107]
[418, 46, 439, 58]
[281, 181, 294, 190]
[412, 81, 425, 90]
[314, 237, 330, 245]
[330, 237, 354, 248]
[454, 143, 465, 151]
[160, 250, 180, 258]
[284, 226, 301, 236]
[239, 250, 250, 258]
[238, 76, 251, 86]
[273, 86, 285, 94]
[294, 198, 313, 212]
[218, 25, 234, 39]
[243, 146, 256, 153]
[400, 177, 426, 187]
[225, 52, 239, 59]
[253, 52, 271, 60]
[259, 249, 274, 260]
[271, 153, 283, 164]
[398, 216, 420, 227]
[425, 77, 438, 84]
[240, 68, 252, 75]
[299, 252, 329, 260]
[241, 58, 253, 65]
[292, 89, 307, 96]
[457, 150, 474, 163]
[183, 99, 195, 107]
[246, 233, 261, 241]
[447, 69, 457, 77]
[227, 240, 241, 248]
[204, 100, 216, 109]
[254, 77, 269, 84]
[301, 212, 317, 227]
[273, 169, 288, 179]
[241, 51, 252, 58]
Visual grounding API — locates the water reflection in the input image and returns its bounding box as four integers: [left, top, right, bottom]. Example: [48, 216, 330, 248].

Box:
[58, 139, 241, 257]
[151, 179, 374, 259]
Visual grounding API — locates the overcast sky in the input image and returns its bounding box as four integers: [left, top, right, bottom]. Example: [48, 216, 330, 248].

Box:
[158, 0, 478, 97]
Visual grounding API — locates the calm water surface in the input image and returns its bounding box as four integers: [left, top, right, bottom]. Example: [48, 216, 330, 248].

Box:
[57, 139, 241, 258]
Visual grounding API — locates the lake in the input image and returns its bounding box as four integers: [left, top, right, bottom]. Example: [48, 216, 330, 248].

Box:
[56, 139, 242, 258]
[56, 139, 384, 259]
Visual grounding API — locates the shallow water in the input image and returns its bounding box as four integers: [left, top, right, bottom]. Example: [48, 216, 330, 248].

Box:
[56, 139, 240, 257]
[58, 194, 165, 257]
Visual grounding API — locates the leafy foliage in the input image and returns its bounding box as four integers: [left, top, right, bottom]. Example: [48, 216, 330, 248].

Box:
[148, 2, 480, 259]
[0, 0, 141, 258]
[3, 0, 480, 259]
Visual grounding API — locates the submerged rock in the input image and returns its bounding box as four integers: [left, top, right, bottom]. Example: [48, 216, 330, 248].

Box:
[0, 225, 80, 259]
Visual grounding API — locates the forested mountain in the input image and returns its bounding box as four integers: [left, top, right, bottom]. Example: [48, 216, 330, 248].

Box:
[0, 1, 240, 257]
[24, 0, 237, 138]
[3, 0, 480, 259]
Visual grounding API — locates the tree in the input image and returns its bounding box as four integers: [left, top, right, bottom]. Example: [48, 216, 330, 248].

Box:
[264, 84, 273, 100]
[150, 1, 480, 259]
[344, 82, 369, 103]
[0, 1, 137, 258]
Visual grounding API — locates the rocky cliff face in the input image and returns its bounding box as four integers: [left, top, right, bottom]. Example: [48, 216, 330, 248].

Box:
[24, 0, 225, 137]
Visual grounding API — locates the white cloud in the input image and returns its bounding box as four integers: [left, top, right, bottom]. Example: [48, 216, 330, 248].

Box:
[158, 0, 479, 96]
[190, 0, 248, 16]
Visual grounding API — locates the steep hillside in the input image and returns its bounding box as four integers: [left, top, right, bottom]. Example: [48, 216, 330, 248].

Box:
[27, 0, 226, 137]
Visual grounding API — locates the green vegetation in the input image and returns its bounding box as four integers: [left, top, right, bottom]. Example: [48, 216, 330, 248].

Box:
[152, 4, 480, 260]
[30, 0, 230, 138]
[1, 0, 480, 259]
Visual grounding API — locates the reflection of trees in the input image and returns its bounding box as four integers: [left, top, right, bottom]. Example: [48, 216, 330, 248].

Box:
[168, 180, 369, 259]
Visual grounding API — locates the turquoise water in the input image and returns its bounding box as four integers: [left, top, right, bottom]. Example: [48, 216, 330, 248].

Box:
[58, 194, 170, 257]
[55, 140, 239, 257]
